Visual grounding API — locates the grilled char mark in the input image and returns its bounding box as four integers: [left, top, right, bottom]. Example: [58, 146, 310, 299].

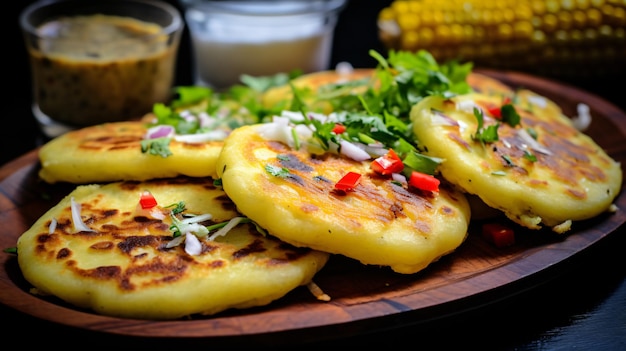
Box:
[76, 125, 144, 151]
[231, 226, 315, 263]
[118, 236, 162, 254]
[492, 108, 608, 193]
[278, 153, 314, 172]
[264, 141, 440, 231]
[448, 96, 609, 196]
[215, 194, 237, 212]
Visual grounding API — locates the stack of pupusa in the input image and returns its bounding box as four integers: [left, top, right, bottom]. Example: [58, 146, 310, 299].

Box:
[17, 61, 622, 320]
[20, 82, 332, 320]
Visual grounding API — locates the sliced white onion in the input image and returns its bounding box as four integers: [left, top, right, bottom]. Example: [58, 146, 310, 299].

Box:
[258, 118, 286, 137]
[571, 103, 591, 131]
[392, 173, 407, 184]
[182, 213, 213, 224]
[517, 128, 552, 155]
[456, 99, 481, 114]
[335, 61, 354, 76]
[70, 197, 96, 233]
[294, 124, 314, 140]
[179, 213, 213, 238]
[325, 112, 342, 123]
[165, 234, 185, 248]
[339, 140, 371, 161]
[430, 110, 460, 126]
[280, 110, 306, 122]
[184, 232, 203, 256]
[196, 112, 214, 128]
[178, 222, 209, 238]
[49, 218, 57, 234]
[362, 144, 388, 157]
[174, 130, 228, 143]
[149, 209, 166, 220]
[271, 115, 291, 126]
[208, 217, 245, 241]
[179, 110, 196, 123]
[528, 95, 547, 109]
[306, 111, 330, 123]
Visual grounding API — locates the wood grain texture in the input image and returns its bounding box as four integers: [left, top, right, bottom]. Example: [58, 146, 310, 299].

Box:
[0, 70, 625, 346]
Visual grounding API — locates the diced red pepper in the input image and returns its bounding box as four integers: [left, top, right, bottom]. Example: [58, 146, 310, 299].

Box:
[482, 223, 515, 248]
[371, 149, 404, 175]
[335, 171, 361, 191]
[487, 106, 503, 119]
[332, 124, 346, 134]
[408, 171, 440, 192]
[139, 191, 158, 209]
[483, 97, 512, 119]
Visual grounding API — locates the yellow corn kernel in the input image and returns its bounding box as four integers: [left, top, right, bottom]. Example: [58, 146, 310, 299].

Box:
[376, 0, 626, 78]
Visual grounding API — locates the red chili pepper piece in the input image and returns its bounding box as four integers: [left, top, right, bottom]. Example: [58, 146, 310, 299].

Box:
[335, 171, 361, 191]
[408, 171, 440, 192]
[487, 106, 502, 119]
[482, 223, 515, 248]
[139, 191, 158, 209]
[371, 149, 404, 175]
[485, 97, 512, 119]
[332, 124, 346, 134]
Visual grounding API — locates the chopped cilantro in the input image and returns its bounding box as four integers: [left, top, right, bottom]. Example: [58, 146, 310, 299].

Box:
[170, 86, 212, 109]
[265, 164, 291, 177]
[240, 69, 302, 93]
[472, 108, 499, 143]
[402, 150, 443, 176]
[166, 201, 186, 215]
[501, 154, 514, 166]
[141, 137, 173, 157]
[146, 49, 477, 177]
[523, 150, 537, 162]
[500, 104, 521, 127]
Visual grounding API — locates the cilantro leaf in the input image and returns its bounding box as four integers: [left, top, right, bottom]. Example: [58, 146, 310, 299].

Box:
[141, 137, 173, 157]
[265, 164, 291, 177]
[402, 150, 443, 176]
[472, 108, 499, 143]
[501, 104, 521, 127]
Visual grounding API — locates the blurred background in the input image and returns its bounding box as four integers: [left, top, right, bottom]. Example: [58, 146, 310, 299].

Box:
[5, 0, 625, 164]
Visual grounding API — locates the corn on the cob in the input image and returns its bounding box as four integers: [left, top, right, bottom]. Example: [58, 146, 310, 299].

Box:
[378, 0, 626, 79]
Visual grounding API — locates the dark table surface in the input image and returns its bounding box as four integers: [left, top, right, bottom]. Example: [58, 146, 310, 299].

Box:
[3, 1, 625, 350]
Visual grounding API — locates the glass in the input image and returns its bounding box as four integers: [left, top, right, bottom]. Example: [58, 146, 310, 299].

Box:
[180, 0, 347, 90]
[20, 0, 184, 138]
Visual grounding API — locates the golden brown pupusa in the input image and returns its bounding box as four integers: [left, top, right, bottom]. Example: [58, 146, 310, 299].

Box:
[216, 124, 471, 274]
[38, 121, 225, 184]
[411, 82, 622, 232]
[17, 176, 329, 319]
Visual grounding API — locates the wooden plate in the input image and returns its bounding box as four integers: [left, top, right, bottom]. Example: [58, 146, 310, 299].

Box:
[1, 70, 625, 345]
